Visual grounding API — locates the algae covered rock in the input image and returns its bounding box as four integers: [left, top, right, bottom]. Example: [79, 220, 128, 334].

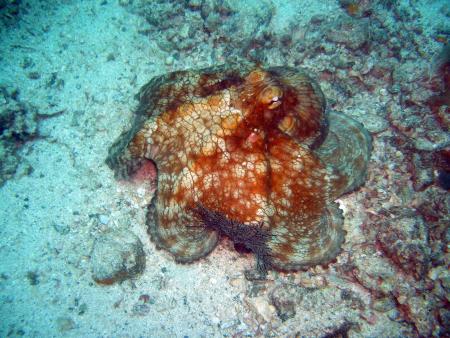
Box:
[91, 228, 145, 285]
[122, 0, 273, 58]
[376, 208, 431, 280]
[0, 86, 38, 186]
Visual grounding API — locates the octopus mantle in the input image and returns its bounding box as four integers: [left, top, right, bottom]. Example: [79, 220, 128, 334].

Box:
[107, 63, 371, 272]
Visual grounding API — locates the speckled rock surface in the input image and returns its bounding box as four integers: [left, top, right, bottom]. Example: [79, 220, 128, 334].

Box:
[124, 0, 274, 60]
[91, 228, 145, 284]
[376, 208, 431, 281]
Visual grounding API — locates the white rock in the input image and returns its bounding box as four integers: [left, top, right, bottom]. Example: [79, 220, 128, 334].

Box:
[245, 296, 276, 323]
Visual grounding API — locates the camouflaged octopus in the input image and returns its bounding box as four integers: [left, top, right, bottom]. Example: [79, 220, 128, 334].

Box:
[106, 63, 371, 275]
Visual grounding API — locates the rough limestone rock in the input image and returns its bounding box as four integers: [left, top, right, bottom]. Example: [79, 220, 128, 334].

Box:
[91, 228, 145, 284]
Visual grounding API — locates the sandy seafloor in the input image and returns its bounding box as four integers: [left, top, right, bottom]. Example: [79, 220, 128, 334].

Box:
[0, 0, 449, 337]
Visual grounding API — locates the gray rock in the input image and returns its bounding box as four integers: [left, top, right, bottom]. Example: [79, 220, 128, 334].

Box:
[269, 284, 325, 322]
[325, 17, 369, 50]
[91, 228, 145, 284]
[410, 152, 434, 191]
[56, 316, 76, 332]
[356, 111, 389, 134]
[406, 294, 438, 337]
[386, 308, 401, 321]
[376, 208, 431, 280]
[98, 214, 110, 225]
[52, 222, 70, 235]
[0, 140, 20, 185]
[439, 308, 450, 334]
[330, 54, 354, 69]
[0, 86, 38, 186]
[132, 303, 151, 316]
[187, 0, 202, 10]
[372, 297, 396, 313]
[392, 61, 425, 85]
[412, 133, 450, 152]
[269, 284, 301, 321]
[127, 0, 273, 57]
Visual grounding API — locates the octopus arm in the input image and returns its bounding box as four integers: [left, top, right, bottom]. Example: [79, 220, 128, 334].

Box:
[147, 175, 219, 263]
[265, 134, 345, 271]
[269, 202, 345, 271]
[105, 119, 148, 180]
[315, 111, 372, 198]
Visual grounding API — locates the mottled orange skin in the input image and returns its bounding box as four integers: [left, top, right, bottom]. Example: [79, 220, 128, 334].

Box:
[106, 63, 371, 271]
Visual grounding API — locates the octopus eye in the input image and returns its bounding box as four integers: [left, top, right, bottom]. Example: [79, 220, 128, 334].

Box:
[259, 85, 283, 110]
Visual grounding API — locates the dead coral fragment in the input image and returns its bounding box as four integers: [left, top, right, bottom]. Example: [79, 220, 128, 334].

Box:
[107, 63, 371, 272]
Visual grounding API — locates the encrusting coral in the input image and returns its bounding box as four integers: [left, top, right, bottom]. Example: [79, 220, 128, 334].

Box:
[106, 62, 371, 275]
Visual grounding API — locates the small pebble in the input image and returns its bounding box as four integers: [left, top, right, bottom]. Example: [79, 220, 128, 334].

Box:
[98, 214, 109, 225]
[220, 320, 237, 330]
[372, 297, 396, 313]
[132, 303, 151, 316]
[56, 317, 75, 332]
[165, 56, 174, 66]
[229, 277, 244, 288]
[27, 72, 41, 80]
[52, 222, 70, 235]
[386, 308, 401, 321]
[246, 296, 276, 323]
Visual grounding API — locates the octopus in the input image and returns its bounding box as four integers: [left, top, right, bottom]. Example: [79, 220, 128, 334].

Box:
[106, 63, 371, 276]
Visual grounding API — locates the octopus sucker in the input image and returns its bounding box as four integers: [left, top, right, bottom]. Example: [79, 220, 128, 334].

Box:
[106, 62, 371, 274]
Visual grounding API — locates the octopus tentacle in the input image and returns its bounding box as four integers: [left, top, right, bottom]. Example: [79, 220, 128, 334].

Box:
[315, 111, 372, 198]
[147, 173, 219, 263]
[264, 133, 345, 270]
